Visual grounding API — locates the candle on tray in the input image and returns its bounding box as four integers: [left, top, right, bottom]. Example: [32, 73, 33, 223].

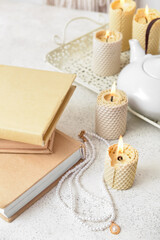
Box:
[98, 30, 118, 43]
[92, 30, 122, 77]
[132, 5, 160, 54]
[109, 0, 136, 52]
[104, 136, 139, 190]
[95, 82, 128, 140]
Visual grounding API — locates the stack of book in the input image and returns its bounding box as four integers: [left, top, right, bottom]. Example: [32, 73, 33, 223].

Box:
[0, 65, 84, 222]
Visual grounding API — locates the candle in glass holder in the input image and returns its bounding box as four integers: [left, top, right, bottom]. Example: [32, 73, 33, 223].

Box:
[109, 0, 136, 52]
[92, 30, 122, 77]
[104, 136, 138, 190]
[95, 82, 128, 140]
[132, 5, 160, 54]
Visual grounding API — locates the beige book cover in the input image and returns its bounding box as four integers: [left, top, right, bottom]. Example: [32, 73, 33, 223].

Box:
[0, 84, 75, 154]
[0, 130, 84, 222]
[0, 65, 76, 145]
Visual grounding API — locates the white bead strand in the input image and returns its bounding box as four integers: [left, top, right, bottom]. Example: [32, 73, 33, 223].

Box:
[56, 131, 119, 233]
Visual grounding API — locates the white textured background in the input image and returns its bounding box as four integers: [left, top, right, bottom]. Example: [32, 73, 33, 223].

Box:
[0, 1, 160, 240]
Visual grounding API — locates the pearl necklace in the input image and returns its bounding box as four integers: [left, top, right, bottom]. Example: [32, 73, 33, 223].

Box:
[56, 131, 120, 234]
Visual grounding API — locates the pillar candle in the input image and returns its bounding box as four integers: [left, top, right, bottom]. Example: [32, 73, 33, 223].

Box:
[92, 30, 122, 77]
[95, 85, 128, 140]
[132, 7, 160, 54]
[104, 137, 138, 190]
[109, 0, 136, 52]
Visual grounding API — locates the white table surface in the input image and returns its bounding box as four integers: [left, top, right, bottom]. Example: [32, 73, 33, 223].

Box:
[0, 1, 160, 240]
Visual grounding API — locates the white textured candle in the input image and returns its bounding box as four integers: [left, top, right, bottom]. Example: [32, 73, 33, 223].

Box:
[92, 30, 122, 77]
[96, 89, 128, 140]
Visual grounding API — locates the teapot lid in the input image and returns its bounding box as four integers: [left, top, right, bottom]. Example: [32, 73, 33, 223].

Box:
[143, 57, 160, 79]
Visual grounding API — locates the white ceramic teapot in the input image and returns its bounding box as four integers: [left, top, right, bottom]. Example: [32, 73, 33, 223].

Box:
[117, 39, 160, 121]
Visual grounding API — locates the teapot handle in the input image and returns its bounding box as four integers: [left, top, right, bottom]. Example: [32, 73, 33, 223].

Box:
[145, 17, 160, 54]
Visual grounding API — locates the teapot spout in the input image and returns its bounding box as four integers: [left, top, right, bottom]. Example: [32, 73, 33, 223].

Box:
[129, 39, 145, 63]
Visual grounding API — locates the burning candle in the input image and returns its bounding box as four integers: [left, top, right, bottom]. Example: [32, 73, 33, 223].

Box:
[145, 5, 149, 23]
[92, 30, 122, 77]
[110, 81, 116, 102]
[98, 30, 118, 43]
[132, 5, 160, 54]
[104, 136, 139, 190]
[105, 30, 110, 42]
[109, 0, 136, 52]
[117, 135, 123, 160]
[95, 83, 128, 140]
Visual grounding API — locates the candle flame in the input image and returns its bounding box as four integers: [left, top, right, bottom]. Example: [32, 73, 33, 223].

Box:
[145, 4, 149, 17]
[105, 30, 111, 38]
[118, 135, 123, 154]
[111, 82, 116, 95]
[120, 0, 125, 6]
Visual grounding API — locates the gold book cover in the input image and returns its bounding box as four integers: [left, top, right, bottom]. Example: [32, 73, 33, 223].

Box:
[0, 65, 76, 145]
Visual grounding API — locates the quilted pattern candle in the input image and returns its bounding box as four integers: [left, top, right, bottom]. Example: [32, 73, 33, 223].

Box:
[92, 30, 122, 77]
[104, 136, 139, 190]
[95, 83, 128, 140]
[132, 6, 160, 54]
[109, 0, 136, 52]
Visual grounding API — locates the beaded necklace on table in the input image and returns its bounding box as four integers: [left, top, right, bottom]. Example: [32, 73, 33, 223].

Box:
[56, 131, 120, 235]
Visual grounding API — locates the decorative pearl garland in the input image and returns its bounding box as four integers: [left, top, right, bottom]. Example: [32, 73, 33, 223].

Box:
[56, 131, 118, 232]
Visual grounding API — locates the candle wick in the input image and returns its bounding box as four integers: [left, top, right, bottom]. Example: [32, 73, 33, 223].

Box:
[111, 95, 114, 102]
[145, 16, 148, 23]
[117, 156, 123, 161]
